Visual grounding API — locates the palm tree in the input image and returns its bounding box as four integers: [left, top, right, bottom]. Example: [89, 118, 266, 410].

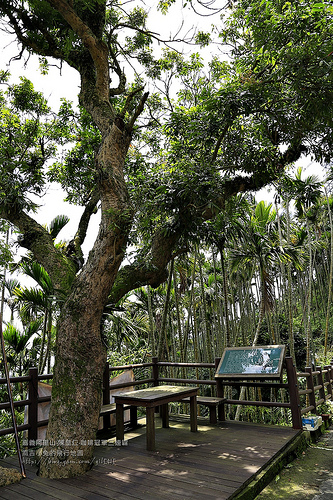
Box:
[275, 184, 297, 365]
[3, 279, 21, 322]
[292, 168, 323, 366]
[323, 186, 333, 360]
[230, 202, 280, 346]
[14, 261, 57, 373]
[103, 292, 150, 354]
[3, 319, 42, 376]
[10, 215, 70, 373]
[204, 194, 251, 348]
[157, 260, 174, 360]
[146, 285, 156, 356]
[230, 201, 301, 419]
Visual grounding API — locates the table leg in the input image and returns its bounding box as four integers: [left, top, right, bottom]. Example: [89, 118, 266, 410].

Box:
[160, 403, 169, 428]
[190, 395, 197, 432]
[130, 406, 138, 428]
[146, 406, 155, 451]
[116, 403, 124, 444]
[209, 405, 217, 424]
[218, 401, 225, 421]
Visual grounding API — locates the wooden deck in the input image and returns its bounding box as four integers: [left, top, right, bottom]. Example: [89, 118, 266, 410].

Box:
[1, 417, 300, 500]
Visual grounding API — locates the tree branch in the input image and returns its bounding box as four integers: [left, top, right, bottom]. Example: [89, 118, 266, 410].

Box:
[0, 206, 76, 294]
[3, 7, 65, 60]
[211, 123, 231, 164]
[66, 186, 100, 270]
[75, 187, 100, 248]
[46, 0, 110, 102]
[109, 142, 307, 303]
[127, 91, 150, 132]
[109, 228, 179, 304]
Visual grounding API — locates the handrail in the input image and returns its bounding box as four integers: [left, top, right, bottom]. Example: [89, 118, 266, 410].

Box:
[301, 405, 315, 415]
[0, 399, 30, 410]
[0, 375, 30, 384]
[157, 377, 215, 386]
[223, 399, 292, 409]
[298, 389, 313, 396]
[1, 357, 332, 441]
[108, 362, 154, 371]
[37, 374, 53, 381]
[107, 378, 154, 391]
[157, 362, 215, 368]
[0, 423, 30, 437]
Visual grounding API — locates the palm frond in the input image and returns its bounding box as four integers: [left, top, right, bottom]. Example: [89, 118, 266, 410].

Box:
[48, 215, 70, 239]
[19, 261, 54, 293]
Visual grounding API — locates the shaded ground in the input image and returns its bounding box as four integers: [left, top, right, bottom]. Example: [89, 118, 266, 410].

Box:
[258, 426, 333, 499]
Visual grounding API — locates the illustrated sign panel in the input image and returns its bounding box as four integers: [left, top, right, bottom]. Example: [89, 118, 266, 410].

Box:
[216, 345, 286, 379]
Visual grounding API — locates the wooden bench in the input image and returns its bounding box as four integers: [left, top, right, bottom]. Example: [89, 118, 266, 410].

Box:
[182, 396, 226, 424]
[100, 403, 138, 430]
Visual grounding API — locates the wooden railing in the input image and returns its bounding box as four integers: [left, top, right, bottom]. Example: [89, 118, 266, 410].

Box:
[297, 364, 333, 416]
[0, 369, 52, 440]
[1, 357, 333, 442]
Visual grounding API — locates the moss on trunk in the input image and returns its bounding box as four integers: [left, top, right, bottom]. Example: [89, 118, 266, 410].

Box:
[38, 298, 107, 478]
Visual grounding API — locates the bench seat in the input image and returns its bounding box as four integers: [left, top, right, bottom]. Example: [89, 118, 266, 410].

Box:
[182, 396, 226, 424]
[100, 403, 137, 430]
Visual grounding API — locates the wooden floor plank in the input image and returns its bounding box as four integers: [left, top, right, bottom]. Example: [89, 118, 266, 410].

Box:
[95, 441, 246, 490]
[33, 477, 126, 500]
[0, 418, 300, 500]
[85, 468, 226, 500]
[98, 459, 231, 495]
[57, 475, 139, 500]
[96, 458, 238, 493]
[0, 488, 33, 500]
[97, 465, 234, 497]
[1, 482, 73, 500]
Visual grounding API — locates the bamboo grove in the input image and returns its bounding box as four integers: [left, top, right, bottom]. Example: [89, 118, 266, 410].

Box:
[3, 167, 333, 381]
[105, 169, 333, 375]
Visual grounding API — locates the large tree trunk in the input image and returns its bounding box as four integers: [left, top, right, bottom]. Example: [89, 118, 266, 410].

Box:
[39, 124, 131, 478]
[38, 299, 107, 478]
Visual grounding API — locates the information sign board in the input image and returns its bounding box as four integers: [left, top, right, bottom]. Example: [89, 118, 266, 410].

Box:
[215, 345, 286, 379]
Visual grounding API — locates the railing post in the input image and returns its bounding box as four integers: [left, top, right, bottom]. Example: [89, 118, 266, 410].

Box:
[103, 362, 110, 405]
[316, 366, 326, 404]
[215, 357, 225, 421]
[152, 357, 159, 414]
[285, 357, 302, 429]
[152, 357, 159, 386]
[305, 366, 316, 414]
[214, 357, 222, 397]
[324, 365, 333, 401]
[102, 362, 110, 430]
[28, 367, 38, 444]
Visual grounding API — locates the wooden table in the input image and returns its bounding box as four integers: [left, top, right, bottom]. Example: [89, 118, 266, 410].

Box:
[114, 385, 198, 451]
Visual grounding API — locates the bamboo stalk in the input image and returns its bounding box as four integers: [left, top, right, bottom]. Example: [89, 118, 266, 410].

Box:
[0, 261, 26, 478]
